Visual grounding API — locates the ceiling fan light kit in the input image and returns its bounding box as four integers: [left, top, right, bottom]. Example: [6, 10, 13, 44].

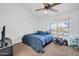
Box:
[44, 10, 48, 14]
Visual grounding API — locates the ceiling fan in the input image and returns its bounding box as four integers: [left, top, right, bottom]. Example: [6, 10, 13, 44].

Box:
[35, 3, 61, 13]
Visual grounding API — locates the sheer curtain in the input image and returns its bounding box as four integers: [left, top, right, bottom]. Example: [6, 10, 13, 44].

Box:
[48, 19, 70, 38]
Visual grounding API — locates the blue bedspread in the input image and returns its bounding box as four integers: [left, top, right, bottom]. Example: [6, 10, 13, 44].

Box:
[22, 32, 53, 53]
[31, 34, 53, 46]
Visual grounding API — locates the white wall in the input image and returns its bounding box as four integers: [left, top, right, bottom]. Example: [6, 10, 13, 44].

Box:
[39, 10, 79, 37]
[0, 3, 79, 45]
[0, 4, 38, 44]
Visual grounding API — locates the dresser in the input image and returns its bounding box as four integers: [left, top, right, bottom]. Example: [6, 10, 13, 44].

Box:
[0, 46, 13, 56]
[0, 26, 13, 56]
[0, 38, 13, 56]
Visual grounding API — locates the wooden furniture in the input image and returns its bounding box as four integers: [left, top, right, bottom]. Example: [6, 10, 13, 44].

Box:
[0, 26, 13, 56]
[0, 46, 13, 56]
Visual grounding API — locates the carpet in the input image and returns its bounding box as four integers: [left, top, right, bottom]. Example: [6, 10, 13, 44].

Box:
[13, 42, 79, 56]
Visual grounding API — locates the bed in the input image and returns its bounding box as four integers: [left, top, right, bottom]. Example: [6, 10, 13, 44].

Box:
[22, 31, 53, 53]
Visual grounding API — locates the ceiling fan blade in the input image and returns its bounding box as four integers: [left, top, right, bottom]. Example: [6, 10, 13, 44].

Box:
[49, 8, 58, 12]
[43, 3, 49, 6]
[35, 8, 45, 11]
[51, 3, 61, 7]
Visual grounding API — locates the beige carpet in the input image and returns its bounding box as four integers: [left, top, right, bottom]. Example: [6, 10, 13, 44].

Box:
[13, 42, 79, 56]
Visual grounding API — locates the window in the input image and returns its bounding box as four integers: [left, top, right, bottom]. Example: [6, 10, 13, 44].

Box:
[49, 19, 70, 38]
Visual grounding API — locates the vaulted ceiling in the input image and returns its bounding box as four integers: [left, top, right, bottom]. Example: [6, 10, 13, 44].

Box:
[19, 3, 79, 19]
